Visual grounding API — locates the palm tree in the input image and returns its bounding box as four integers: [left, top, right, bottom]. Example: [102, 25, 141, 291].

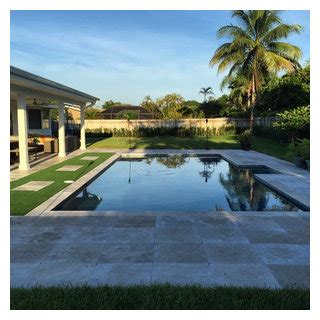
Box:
[221, 74, 251, 109]
[199, 87, 214, 103]
[210, 10, 302, 129]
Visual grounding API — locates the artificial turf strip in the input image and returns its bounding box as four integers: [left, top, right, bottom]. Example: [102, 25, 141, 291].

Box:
[10, 284, 310, 310]
[10, 152, 113, 216]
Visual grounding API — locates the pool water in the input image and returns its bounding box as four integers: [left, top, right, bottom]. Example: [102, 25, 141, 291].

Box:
[55, 155, 302, 212]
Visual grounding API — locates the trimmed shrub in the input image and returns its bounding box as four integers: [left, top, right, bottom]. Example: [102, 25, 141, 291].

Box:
[237, 129, 252, 150]
[85, 125, 236, 138]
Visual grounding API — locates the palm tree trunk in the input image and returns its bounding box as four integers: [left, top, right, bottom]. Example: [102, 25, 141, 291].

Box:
[249, 74, 256, 131]
[247, 87, 251, 109]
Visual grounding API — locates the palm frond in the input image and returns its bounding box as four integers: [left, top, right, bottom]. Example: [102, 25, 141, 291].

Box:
[262, 24, 302, 43]
[263, 51, 297, 73]
[268, 41, 302, 60]
[217, 25, 251, 40]
[232, 10, 255, 37]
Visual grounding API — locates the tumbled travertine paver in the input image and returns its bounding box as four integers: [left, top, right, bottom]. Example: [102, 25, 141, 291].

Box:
[80, 156, 99, 161]
[154, 242, 207, 263]
[12, 181, 54, 191]
[11, 242, 56, 263]
[109, 227, 155, 243]
[152, 263, 215, 286]
[253, 244, 310, 265]
[268, 265, 310, 288]
[210, 263, 280, 288]
[10, 212, 310, 288]
[114, 216, 156, 228]
[156, 215, 196, 228]
[28, 261, 96, 287]
[197, 224, 249, 244]
[56, 165, 83, 172]
[89, 263, 152, 286]
[58, 226, 113, 243]
[155, 226, 200, 243]
[98, 242, 154, 263]
[204, 243, 263, 264]
[237, 217, 299, 244]
[11, 262, 41, 288]
[45, 242, 105, 263]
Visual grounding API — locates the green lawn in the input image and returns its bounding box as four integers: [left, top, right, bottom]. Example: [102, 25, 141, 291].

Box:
[87, 135, 240, 149]
[10, 152, 113, 216]
[252, 136, 291, 162]
[10, 285, 309, 310]
[87, 135, 291, 162]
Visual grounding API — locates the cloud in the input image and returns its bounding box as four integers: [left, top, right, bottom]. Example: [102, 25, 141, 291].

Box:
[11, 23, 225, 104]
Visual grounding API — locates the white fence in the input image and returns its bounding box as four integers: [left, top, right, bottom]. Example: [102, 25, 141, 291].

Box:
[84, 117, 277, 131]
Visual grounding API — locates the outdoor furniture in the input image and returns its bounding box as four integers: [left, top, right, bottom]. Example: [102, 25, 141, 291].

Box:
[65, 135, 80, 152]
[44, 138, 59, 153]
[10, 146, 39, 161]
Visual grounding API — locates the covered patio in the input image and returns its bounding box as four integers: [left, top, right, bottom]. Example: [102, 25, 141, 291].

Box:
[10, 66, 99, 170]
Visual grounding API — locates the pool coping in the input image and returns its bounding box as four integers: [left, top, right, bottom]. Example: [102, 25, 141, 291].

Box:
[26, 150, 310, 217]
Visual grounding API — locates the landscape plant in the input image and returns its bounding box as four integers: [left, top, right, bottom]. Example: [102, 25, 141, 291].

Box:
[273, 105, 310, 142]
[237, 129, 252, 150]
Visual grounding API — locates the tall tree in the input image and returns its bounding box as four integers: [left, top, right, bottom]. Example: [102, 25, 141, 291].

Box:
[199, 87, 214, 103]
[210, 10, 302, 129]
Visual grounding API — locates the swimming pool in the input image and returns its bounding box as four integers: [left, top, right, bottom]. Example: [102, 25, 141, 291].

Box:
[55, 155, 303, 212]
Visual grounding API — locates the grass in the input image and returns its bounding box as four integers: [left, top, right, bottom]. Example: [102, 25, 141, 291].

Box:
[10, 152, 113, 216]
[87, 135, 292, 162]
[87, 135, 240, 149]
[10, 284, 309, 310]
[252, 136, 291, 162]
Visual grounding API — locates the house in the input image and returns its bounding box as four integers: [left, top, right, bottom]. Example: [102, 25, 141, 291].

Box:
[100, 104, 155, 119]
[10, 66, 99, 170]
[65, 105, 81, 121]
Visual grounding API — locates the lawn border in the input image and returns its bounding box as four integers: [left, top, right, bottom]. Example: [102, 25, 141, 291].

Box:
[10, 284, 310, 310]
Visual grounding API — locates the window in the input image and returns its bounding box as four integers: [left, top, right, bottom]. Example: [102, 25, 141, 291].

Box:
[28, 109, 42, 129]
[42, 109, 50, 129]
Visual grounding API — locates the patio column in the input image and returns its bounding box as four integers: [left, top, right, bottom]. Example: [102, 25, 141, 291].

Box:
[58, 101, 66, 157]
[17, 94, 30, 170]
[80, 103, 86, 150]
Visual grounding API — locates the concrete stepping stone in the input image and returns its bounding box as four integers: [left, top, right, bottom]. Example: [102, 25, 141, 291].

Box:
[12, 181, 54, 191]
[80, 156, 99, 161]
[56, 165, 83, 172]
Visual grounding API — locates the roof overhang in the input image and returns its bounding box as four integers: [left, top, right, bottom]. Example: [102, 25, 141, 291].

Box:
[10, 66, 99, 106]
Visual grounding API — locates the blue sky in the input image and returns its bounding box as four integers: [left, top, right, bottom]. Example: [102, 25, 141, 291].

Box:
[10, 10, 310, 106]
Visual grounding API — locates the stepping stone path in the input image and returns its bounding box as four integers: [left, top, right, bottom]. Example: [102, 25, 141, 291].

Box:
[80, 156, 99, 161]
[12, 181, 54, 191]
[56, 165, 83, 172]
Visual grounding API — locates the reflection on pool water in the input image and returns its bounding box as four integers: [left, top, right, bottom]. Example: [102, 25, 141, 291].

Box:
[55, 155, 302, 212]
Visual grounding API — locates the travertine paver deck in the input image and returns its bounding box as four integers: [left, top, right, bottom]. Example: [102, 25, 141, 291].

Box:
[56, 165, 83, 172]
[12, 181, 54, 191]
[10, 212, 309, 288]
[81, 156, 99, 161]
